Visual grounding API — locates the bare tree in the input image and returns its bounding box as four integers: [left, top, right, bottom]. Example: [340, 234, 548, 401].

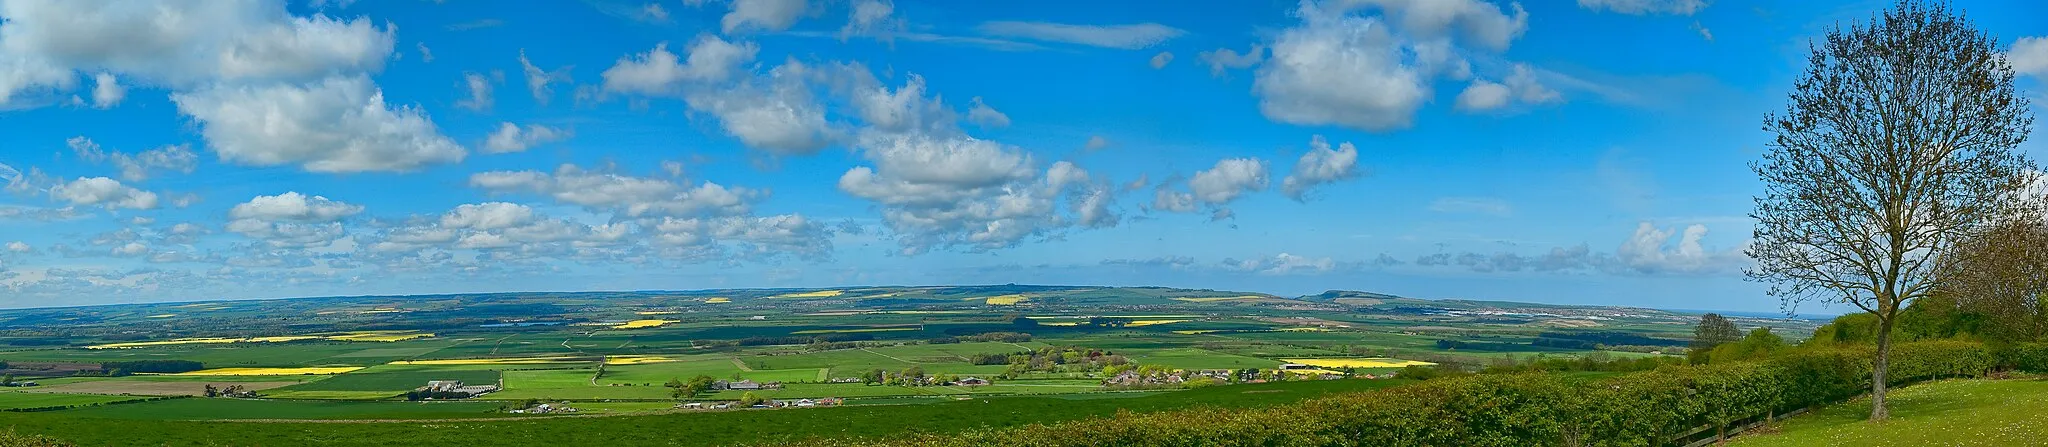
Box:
[1942, 219, 2048, 343]
[1748, 0, 2035, 421]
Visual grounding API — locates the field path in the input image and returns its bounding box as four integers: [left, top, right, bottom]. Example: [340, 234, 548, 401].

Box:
[1002, 342, 1035, 351]
[862, 348, 914, 364]
[488, 334, 515, 355]
[729, 357, 754, 372]
[815, 368, 829, 382]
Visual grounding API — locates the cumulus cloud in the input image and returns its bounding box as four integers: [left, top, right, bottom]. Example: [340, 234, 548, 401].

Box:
[1149, 51, 1174, 69]
[722, 0, 809, 34]
[1417, 221, 1747, 275]
[66, 137, 198, 182]
[172, 75, 465, 173]
[976, 21, 1184, 49]
[684, 60, 834, 154]
[1455, 64, 1560, 113]
[1085, 136, 1110, 151]
[89, 72, 124, 108]
[600, 36, 760, 95]
[1222, 253, 1338, 275]
[518, 49, 572, 105]
[455, 71, 493, 111]
[6, 242, 32, 253]
[840, 0, 900, 40]
[2013, 37, 2048, 79]
[225, 192, 361, 248]
[1253, 0, 1535, 131]
[49, 177, 158, 210]
[482, 122, 570, 153]
[1576, 0, 1708, 15]
[1189, 158, 1268, 204]
[470, 164, 755, 218]
[1198, 45, 1263, 76]
[229, 192, 363, 222]
[1281, 135, 1360, 200]
[965, 97, 1010, 128]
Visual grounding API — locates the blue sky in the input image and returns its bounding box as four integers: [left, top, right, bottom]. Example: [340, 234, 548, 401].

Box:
[1, 0, 2044, 312]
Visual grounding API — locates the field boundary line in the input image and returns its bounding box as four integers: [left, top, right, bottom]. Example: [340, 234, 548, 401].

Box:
[862, 348, 914, 364]
[729, 357, 754, 371]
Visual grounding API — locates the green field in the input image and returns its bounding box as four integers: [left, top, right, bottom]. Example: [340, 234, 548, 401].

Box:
[278, 367, 501, 392]
[1729, 378, 2048, 447]
[0, 379, 1411, 445]
[0, 392, 142, 410]
[55, 398, 509, 420]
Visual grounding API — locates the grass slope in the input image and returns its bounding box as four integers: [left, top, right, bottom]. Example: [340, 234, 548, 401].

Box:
[1729, 378, 2048, 447]
[1, 379, 1409, 446]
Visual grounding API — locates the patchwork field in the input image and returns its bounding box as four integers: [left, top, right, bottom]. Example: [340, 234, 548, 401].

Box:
[0, 392, 143, 410]
[30, 380, 304, 397]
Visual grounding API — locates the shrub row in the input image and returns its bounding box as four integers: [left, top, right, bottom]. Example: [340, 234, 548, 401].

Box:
[826, 341, 2004, 447]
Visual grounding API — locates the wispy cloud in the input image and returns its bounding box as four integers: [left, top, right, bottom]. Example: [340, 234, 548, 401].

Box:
[446, 19, 505, 31]
[1428, 197, 1513, 217]
[784, 30, 1047, 52]
[976, 21, 1184, 49]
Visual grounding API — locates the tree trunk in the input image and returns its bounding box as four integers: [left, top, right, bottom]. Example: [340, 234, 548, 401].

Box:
[1871, 316, 1894, 422]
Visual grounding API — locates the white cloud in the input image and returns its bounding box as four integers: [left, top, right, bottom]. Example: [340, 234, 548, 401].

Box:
[229, 192, 363, 222]
[171, 75, 466, 173]
[1692, 21, 1714, 42]
[1085, 135, 1110, 151]
[976, 21, 1184, 49]
[840, 0, 899, 40]
[470, 164, 756, 218]
[5, 241, 31, 253]
[1455, 80, 1511, 111]
[1615, 222, 1744, 274]
[440, 202, 535, 230]
[685, 60, 833, 154]
[1576, 0, 1708, 15]
[1189, 157, 1268, 204]
[0, 1, 394, 89]
[111, 242, 148, 257]
[1253, 0, 1530, 132]
[416, 42, 434, 63]
[455, 71, 493, 111]
[640, 3, 670, 22]
[482, 122, 570, 153]
[1427, 197, 1511, 216]
[1281, 135, 1360, 200]
[64, 136, 195, 181]
[601, 36, 759, 95]
[49, 177, 157, 209]
[1152, 188, 1196, 213]
[1198, 45, 1263, 76]
[1149, 51, 1174, 69]
[722, 0, 809, 34]
[2013, 37, 2048, 79]
[518, 49, 571, 105]
[965, 97, 1010, 128]
[1223, 253, 1337, 275]
[89, 72, 124, 108]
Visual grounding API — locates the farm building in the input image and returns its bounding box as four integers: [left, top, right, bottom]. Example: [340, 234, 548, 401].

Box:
[953, 377, 990, 386]
[418, 380, 499, 397]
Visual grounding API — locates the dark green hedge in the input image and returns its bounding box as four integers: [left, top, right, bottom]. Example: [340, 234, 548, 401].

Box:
[831, 341, 2002, 447]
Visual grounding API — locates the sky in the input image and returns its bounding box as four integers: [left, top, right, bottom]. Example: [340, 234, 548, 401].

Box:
[0, 0, 2045, 312]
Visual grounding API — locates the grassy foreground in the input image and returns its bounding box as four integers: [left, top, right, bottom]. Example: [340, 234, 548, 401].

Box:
[0, 379, 1408, 446]
[1730, 378, 2048, 447]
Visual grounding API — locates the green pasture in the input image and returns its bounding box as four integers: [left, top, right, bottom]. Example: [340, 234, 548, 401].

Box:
[1729, 378, 2048, 447]
[0, 392, 142, 410]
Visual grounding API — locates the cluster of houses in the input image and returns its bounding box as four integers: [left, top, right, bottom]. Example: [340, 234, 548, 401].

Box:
[676, 397, 844, 410]
[509, 402, 576, 414]
[1104, 366, 1390, 387]
[712, 379, 783, 391]
[0, 380, 39, 387]
[417, 380, 501, 398]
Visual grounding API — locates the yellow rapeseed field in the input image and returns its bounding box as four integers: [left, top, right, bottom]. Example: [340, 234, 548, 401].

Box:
[614, 319, 678, 329]
[771, 290, 844, 299]
[635, 311, 679, 315]
[984, 294, 1028, 305]
[145, 314, 177, 318]
[175, 366, 364, 376]
[1039, 322, 1082, 327]
[324, 331, 434, 342]
[1281, 358, 1438, 369]
[388, 356, 589, 366]
[604, 355, 679, 365]
[1125, 320, 1190, 327]
[704, 297, 732, 303]
[88, 338, 242, 349]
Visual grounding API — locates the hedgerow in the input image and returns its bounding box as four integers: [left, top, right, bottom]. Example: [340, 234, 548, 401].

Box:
[823, 341, 2005, 447]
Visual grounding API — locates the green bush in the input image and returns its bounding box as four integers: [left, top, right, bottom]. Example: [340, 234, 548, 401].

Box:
[824, 341, 2006, 447]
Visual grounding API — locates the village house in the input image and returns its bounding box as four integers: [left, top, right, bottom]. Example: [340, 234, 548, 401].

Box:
[419, 380, 499, 397]
[953, 377, 990, 386]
